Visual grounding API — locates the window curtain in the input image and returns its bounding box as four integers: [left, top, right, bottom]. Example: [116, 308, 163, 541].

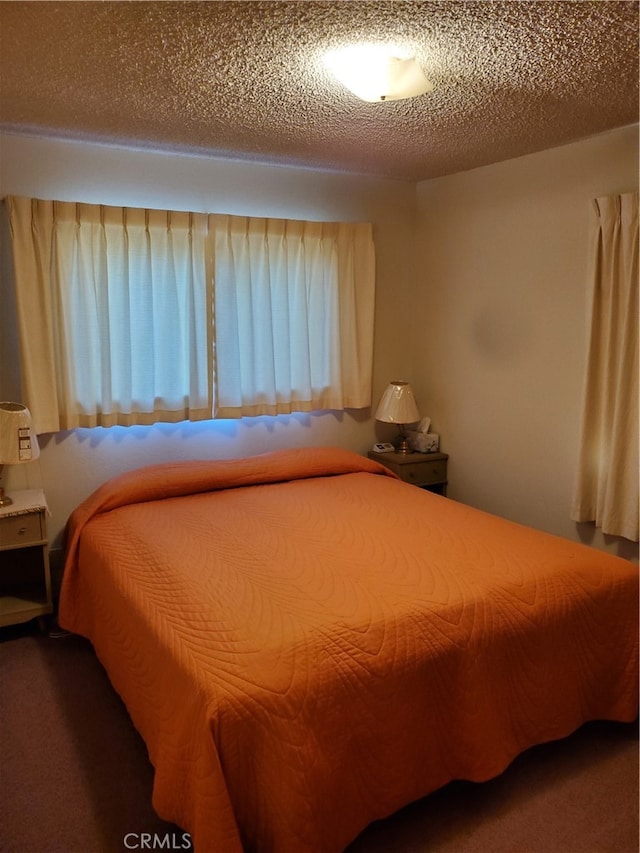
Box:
[571, 192, 638, 542]
[7, 197, 212, 431]
[7, 197, 375, 432]
[211, 215, 375, 417]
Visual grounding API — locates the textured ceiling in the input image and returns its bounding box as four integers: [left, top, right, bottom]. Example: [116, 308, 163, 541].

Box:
[1, 1, 638, 182]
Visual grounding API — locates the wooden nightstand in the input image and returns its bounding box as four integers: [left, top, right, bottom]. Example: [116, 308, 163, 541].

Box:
[368, 450, 449, 495]
[0, 489, 53, 629]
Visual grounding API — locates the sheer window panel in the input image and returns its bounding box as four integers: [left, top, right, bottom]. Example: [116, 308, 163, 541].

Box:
[211, 215, 375, 418]
[7, 197, 213, 431]
[7, 197, 375, 432]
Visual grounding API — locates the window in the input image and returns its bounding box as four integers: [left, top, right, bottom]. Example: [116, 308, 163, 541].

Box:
[7, 197, 375, 433]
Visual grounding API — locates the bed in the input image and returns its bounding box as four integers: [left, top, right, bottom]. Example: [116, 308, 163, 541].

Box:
[58, 446, 638, 852]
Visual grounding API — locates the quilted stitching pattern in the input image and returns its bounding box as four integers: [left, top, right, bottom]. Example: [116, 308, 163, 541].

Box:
[58, 448, 639, 852]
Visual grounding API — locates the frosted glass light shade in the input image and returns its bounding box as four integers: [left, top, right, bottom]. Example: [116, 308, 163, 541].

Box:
[375, 382, 420, 424]
[324, 45, 433, 103]
[0, 402, 40, 464]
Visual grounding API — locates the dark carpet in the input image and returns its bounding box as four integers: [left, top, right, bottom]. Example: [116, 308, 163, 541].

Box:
[1, 621, 637, 853]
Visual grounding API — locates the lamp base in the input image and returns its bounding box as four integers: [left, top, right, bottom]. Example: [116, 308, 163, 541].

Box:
[0, 487, 13, 507]
[396, 436, 413, 454]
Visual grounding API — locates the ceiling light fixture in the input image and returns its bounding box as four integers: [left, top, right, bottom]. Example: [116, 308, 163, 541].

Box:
[324, 44, 433, 103]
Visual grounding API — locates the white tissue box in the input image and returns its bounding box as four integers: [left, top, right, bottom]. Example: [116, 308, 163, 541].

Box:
[408, 431, 439, 453]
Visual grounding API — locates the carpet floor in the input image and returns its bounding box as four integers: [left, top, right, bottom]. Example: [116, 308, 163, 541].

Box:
[1, 621, 638, 853]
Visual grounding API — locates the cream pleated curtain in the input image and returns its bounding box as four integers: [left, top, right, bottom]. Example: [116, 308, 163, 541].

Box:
[7, 197, 213, 431]
[6, 197, 375, 433]
[571, 192, 639, 542]
[212, 215, 375, 417]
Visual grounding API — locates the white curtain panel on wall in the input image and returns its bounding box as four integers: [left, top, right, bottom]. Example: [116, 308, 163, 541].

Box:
[571, 191, 639, 542]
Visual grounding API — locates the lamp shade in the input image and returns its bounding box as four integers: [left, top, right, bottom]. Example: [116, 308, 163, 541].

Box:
[0, 402, 40, 464]
[375, 381, 420, 424]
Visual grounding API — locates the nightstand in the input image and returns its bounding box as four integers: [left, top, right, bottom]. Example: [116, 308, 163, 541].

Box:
[368, 450, 449, 495]
[0, 489, 53, 629]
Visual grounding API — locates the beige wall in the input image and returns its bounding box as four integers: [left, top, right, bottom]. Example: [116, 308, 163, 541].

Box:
[413, 124, 639, 560]
[0, 133, 415, 546]
[1, 126, 638, 560]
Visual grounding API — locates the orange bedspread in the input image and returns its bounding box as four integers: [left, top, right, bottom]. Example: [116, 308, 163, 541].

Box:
[59, 447, 639, 852]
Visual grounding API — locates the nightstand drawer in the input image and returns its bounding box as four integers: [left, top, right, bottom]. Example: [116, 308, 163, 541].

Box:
[0, 490, 52, 628]
[368, 450, 449, 495]
[401, 460, 447, 486]
[0, 512, 44, 548]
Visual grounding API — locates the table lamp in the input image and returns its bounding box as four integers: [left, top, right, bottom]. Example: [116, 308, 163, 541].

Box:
[374, 381, 420, 454]
[0, 402, 40, 507]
